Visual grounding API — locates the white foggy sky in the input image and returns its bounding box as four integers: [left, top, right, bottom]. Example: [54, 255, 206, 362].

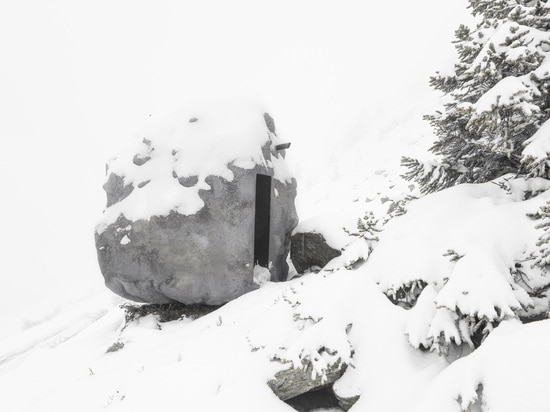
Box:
[0, 0, 468, 316]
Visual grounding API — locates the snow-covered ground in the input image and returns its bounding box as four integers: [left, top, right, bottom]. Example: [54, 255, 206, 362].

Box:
[0, 267, 441, 411]
[3, 175, 550, 411]
[7, 1, 550, 411]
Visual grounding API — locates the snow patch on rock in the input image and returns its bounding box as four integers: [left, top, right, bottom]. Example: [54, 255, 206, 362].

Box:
[97, 98, 293, 232]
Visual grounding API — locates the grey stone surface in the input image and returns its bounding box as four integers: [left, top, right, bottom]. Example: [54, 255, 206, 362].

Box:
[290, 232, 342, 274]
[268, 356, 348, 401]
[264, 112, 276, 134]
[177, 175, 199, 187]
[132, 154, 151, 166]
[96, 142, 298, 305]
[335, 392, 360, 411]
[103, 174, 134, 208]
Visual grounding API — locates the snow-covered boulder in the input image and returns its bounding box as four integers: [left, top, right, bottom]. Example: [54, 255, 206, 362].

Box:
[95, 99, 298, 305]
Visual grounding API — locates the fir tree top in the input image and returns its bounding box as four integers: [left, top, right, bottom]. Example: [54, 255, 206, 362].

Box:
[403, 0, 550, 194]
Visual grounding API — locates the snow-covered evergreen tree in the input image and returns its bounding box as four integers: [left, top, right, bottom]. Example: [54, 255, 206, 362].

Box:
[403, 0, 550, 194]
[533, 198, 550, 272]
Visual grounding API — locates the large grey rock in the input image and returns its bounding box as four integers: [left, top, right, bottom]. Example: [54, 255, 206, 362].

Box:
[95, 105, 298, 305]
[96, 162, 297, 304]
[291, 232, 342, 274]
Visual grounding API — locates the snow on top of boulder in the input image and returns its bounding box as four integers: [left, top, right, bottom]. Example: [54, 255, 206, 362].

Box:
[96, 98, 293, 231]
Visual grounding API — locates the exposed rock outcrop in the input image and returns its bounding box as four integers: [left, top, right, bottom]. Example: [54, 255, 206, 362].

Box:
[291, 232, 342, 274]
[268, 355, 348, 401]
[268, 352, 359, 411]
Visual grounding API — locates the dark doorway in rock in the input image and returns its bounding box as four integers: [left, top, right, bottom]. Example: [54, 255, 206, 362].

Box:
[254, 174, 271, 268]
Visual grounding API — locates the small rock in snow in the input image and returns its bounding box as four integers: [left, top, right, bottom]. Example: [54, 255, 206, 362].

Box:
[133, 154, 151, 166]
[254, 265, 271, 286]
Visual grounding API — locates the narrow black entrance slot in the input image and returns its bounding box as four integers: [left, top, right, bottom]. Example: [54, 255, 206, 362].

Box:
[254, 174, 271, 267]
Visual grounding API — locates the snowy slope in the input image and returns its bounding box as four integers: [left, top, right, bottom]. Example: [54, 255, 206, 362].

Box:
[12, 1, 550, 411]
[412, 319, 550, 412]
[3, 169, 550, 411]
[0, 268, 445, 412]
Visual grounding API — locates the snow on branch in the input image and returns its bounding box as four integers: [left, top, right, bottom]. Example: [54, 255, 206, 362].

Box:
[367, 177, 550, 355]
